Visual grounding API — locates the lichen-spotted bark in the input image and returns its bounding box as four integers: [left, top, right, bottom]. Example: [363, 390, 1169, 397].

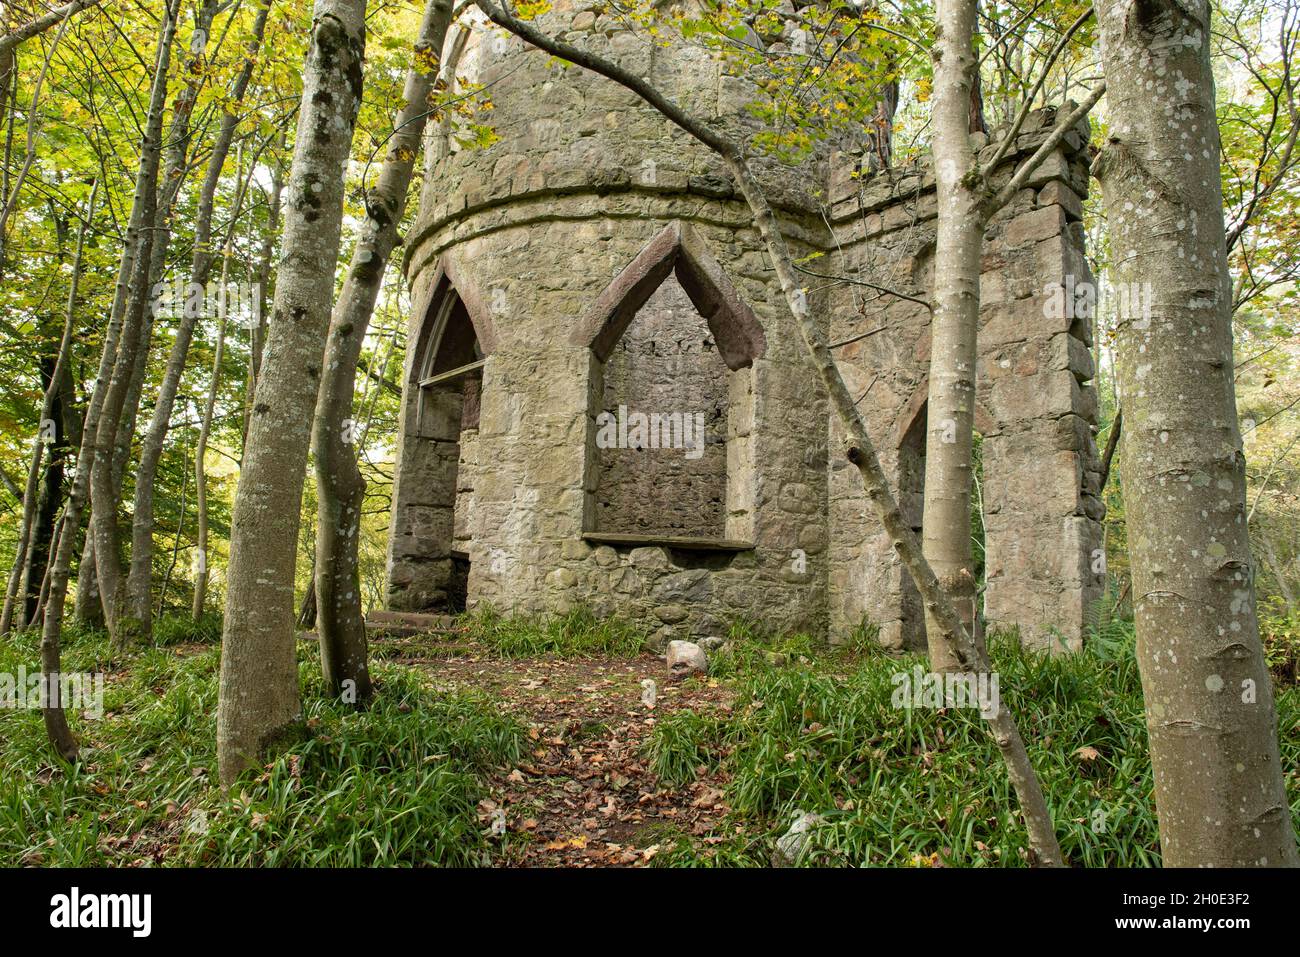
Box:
[218, 0, 367, 787]
[312, 0, 453, 705]
[1093, 0, 1299, 866]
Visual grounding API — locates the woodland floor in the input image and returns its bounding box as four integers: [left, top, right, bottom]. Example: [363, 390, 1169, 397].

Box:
[4, 612, 1297, 868]
[383, 647, 737, 867]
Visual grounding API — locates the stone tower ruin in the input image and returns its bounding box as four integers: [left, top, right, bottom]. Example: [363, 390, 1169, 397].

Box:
[386, 3, 1106, 653]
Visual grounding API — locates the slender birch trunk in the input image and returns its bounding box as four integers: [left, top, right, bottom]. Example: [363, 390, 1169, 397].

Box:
[217, 0, 367, 787]
[312, 0, 453, 705]
[922, 0, 984, 669]
[128, 0, 269, 631]
[1093, 0, 1299, 867]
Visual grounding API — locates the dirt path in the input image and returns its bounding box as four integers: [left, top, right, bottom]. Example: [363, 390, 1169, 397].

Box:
[404, 652, 736, 866]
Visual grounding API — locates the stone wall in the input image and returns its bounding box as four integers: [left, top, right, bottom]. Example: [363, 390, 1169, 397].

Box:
[388, 3, 834, 646]
[825, 106, 1106, 652]
[593, 274, 729, 537]
[386, 3, 1106, 653]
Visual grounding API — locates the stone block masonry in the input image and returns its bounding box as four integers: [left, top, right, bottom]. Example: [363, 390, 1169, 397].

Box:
[825, 106, 1105, 652]
[386, 2, 1105, 654]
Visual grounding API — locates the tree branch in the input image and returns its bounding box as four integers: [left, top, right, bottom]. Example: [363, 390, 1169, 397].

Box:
[0, 1, 101, 59]
[984, 81, 1104, 216]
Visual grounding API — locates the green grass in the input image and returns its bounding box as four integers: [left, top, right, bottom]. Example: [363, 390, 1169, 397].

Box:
[6, 611, 1297, 868]
[648, 620, 1300, 868]
[152, 611, 223, 646]
[456, 605, 649, 658]
[0, 623, 524, 867]
[646, 707, 729, 787]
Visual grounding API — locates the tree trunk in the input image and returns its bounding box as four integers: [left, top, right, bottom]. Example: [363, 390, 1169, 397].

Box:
[0, 1, 99, 60]
[158, 436, 190, 619]
[245, 143, 284, 446]
[19, 312, 77, 626]
[921, 0, 983, 670]
[32, 513, 60, 628]
[0, 181, 95, 637]
[217, 0, 367, 788]
[1098, 407, 1122, 492]
[865, 77, 898, 172]
[193, 229, 235, 620]
[312, 0, 452, 706]
[128, 0, 269, 633]
[1093, 0, 1300, 867]
[964, 6, 987, 134]
[87, 0, 181, 648]
[298, 569, 318, 630]
[73, 536, 102, 627]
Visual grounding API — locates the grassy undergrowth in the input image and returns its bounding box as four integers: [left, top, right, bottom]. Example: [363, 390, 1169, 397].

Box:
[0, 624, 524, 866]
[440, 606, 649, 659]
[4, 611, 1297, 868]
[647, 619, 1300, 868]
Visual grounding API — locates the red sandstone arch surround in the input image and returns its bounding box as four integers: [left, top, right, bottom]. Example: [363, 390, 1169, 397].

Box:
[574, 221, 767, 370]
[895, 377, 997, 448]
[412, 254, 499, 363]
[579, 221, 762, 545]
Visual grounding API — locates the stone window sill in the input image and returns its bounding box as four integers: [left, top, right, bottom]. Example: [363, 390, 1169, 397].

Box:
[580, 532, 754, 553]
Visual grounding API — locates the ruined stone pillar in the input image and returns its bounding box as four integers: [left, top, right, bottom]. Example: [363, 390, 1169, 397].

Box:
[826, 106, 1105, 652]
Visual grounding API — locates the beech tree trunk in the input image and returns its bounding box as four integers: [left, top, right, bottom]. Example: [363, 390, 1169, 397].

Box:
[217, 0, 367, 787]
[128, 0, 269, 633]
[87, 0, 180, 648]
[73, 537, 101, 627]
[312, 0, 453, 705]
[245, 144, 285, 445]
[36, 3, 180, 763]
[922, 0, 984, 670]
[0, 181, 95, 637]
[1093, 0, 1299, 867]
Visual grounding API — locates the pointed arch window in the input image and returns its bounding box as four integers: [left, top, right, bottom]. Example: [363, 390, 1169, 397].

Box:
[578, 223, 764, 551]
[405, 274, 486, 611]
